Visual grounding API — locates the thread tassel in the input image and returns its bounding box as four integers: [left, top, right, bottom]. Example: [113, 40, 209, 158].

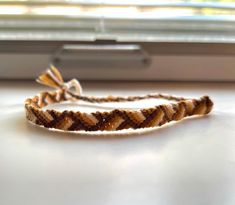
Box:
[36, 65, 64, 89]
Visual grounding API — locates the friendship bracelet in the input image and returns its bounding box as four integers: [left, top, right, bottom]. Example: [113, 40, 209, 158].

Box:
[25, 66, 214, 133]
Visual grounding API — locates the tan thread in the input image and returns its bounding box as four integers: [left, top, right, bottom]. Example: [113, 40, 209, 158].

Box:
[25, 66, 214, 132]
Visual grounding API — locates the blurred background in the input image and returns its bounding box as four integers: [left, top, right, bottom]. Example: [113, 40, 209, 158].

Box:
[0, 0, 235, 81]
[0, 2, 235, 205]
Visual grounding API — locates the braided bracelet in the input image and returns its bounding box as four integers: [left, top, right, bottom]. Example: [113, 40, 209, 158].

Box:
[25, 66, 214, 133]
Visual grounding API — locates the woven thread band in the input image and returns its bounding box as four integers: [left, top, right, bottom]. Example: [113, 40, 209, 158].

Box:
[25, 66, 214, 132]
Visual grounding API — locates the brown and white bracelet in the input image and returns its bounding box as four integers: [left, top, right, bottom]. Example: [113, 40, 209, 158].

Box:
[25, 66, 214, 133]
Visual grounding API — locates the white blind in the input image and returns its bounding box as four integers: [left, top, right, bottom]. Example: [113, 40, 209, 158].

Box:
[0, 0, 235, 42]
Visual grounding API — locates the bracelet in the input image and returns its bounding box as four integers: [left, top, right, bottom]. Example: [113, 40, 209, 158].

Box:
[25, 66, 214, 133]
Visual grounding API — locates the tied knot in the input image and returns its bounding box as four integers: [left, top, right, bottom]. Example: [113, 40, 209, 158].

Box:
[36, 65, 82, 96]
[62, 78, 83, 96]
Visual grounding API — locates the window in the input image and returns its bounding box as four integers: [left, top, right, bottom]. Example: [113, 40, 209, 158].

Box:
[0, 0, 235, 81]
[0, 0, 235, 42]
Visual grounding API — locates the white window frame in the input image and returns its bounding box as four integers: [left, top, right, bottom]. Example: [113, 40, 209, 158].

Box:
[0, 1, 235, 81]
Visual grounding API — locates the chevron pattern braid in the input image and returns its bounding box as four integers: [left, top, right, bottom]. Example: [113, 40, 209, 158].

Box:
[24, 67, 214, 132]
